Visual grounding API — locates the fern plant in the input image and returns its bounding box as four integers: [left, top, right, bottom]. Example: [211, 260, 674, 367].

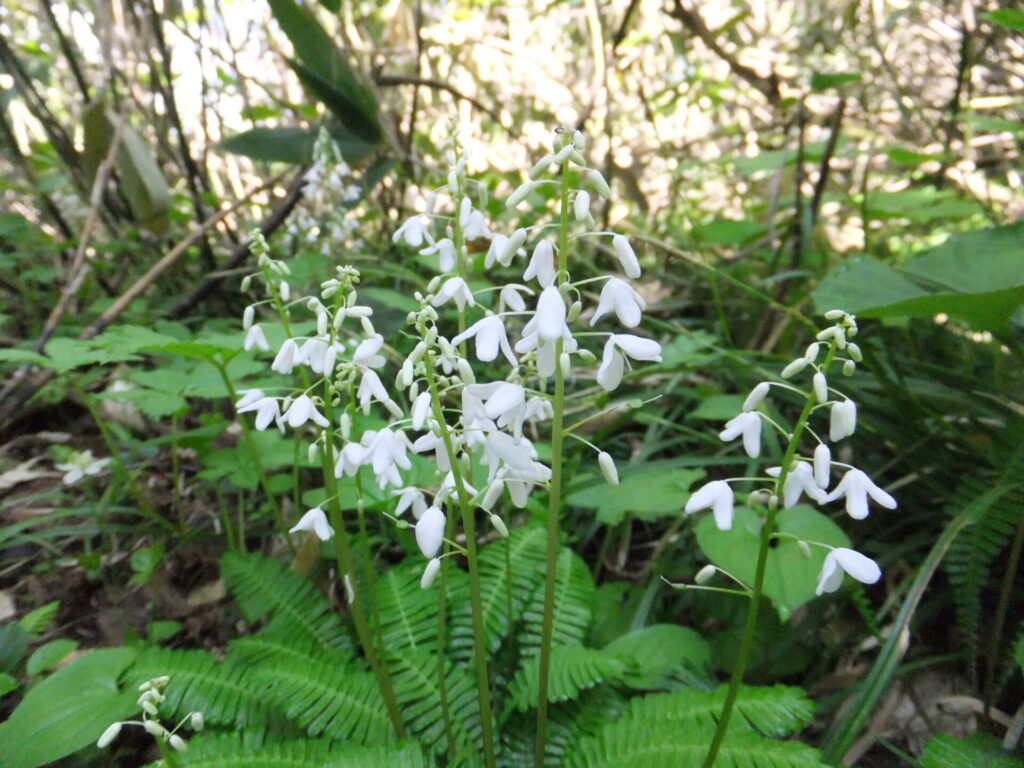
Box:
[98, 528, 831, 768]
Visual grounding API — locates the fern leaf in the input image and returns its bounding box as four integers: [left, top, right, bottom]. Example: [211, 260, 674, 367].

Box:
[162, 734, 431, 768]
[221, 552, 354, 657]
[921, 733, 1024, 768]
[508, 645, 629, 709]
[124, 648, 276, 741]
[373, 563, 443, 654]
[387, 649, 483, 756]
[567, 720, 828, 768]
[518, 549, 595, 657]
[450, 527, 547, 663]
[249, 655, 394, 745]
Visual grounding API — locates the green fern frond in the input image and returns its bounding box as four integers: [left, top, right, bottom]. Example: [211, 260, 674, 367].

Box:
[161, 734, 431, 768]
[221, 552, 354, 657]
[626, 684, 815, 738]
[518, 549, 595, 657]
[567, 720, 828, 768]
[921, 733, 1024, 768]
[450, 527, 547, 662]
[124, 648, 277, 741]
[249, 655, 394, 745]
[387, 649, 483, 756]
[508, 645, 629, 710]
[373, 563, 443, 654]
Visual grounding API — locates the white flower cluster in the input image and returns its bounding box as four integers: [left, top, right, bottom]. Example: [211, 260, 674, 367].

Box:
[233, 127, 663, 588]
[685, 310, 890, 596]
[96, 676, 202, 752]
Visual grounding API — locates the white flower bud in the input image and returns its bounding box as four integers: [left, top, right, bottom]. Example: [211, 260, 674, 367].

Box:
[97, 722, 122, 748]
[242, 305, 255, 330]
[578, 349, 597, 364]
[824, 309, 846, 320]
[447, 170, 459, 195]
[489, 514, 509, 537]
[482, 480, 503, 510]
[360, 317, 375, 336]
[141, 699, 159, 716]
[570, 150, 586, 166]
[457, 358, 475, 384]
[843, 360, 856, 376]
[797, 540, 812, 559]
[144, 720, 166, 738]
[781, 358, 807, 378]
[340, 412, 352, 440]
[307, 442, 319, 464]
[415, 506, 446, 558]
[804, 342, 820, 362]
[506, 181, 536, 208]
[574, 190, 591, 222]
[420, 558, 441, 589]
[813, 443, 831, 489]
[559, 352, 572, 378]
[572, 130, 585, 150]
[742, 382, 770, 412]
[598, 452, 619, 486]
[529, 155, 554, 179]
[554, 143, 575, 164]
[317, 312, 328, 336]
[279, 281, 290, 301]
[694, 564, 717, 585]
[240, 275, 252, 292]
[169, 734, 188, 752]
[847, 342, 862, 362]
[813, 372, 828, 404]
[585, 168, 611, 198]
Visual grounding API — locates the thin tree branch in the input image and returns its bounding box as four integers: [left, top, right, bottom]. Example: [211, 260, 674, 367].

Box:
[375, 74, 506, 128]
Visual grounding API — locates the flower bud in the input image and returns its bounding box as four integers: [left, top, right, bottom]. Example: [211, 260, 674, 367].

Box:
[279, 281, 290, 301]
[797, 540, 812, 559]
[489, 514, 509, 537]
[804, 342, 820, 362]
[97, 722, 122, 748]
[340, 412, 352, 440]
[567, 300, 582, 323]
[578, 349, 596, 364]
[240, 275, 252, 292]
[317, 311, 328, 336]
[506, 181, 536, 208]
[323, 346, 337, 378]
[742, 382, 770, 412]
[813, 372, 828, 404]
[447, 170, 459, 196]
[813, 443, 831, 488]
[694, 564, 717, 585]
[768, 494, 779, 511]
[847, 342, 862, 362]
[559, 352, 572, 378]
[457, 358, 475, 384]
[360, 317, 375, 336]
[574, 190, 591, 222]
[843, 360, 856, 376]
[169, 734, 188, 752]
[308, 442, 319, 464]
[395, 519, 410, 530]
[141, 699, 159, 716]
[585, 168, 611, 198]
[242, 305, 255, 330]
[570, 150, 586, 166]
[529, 155, 554, 179]
[482, 480, 503, 510]
[553, 143, 575, 164]
[420, 558, 441, 589]
[781, 358, 807, 378]
[824, 309, 846, 320]
[144, 720, 166, 738]
[598, 452, 619, 486]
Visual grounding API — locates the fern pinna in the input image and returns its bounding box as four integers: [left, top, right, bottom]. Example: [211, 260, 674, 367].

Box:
[117, 529, 828, 767]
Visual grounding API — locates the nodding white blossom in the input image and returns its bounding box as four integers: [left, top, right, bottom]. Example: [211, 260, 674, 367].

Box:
[236, 390, 282, 431]
[460, 201, 491, 240]
[830, 399, 857, 441]
[432, 277, 476, 311]
[685, 480, 734, 531]
[244, 324, 270, 351]
[393, 215, 430, 247]
[767, 462, 828, 508]
[97, 722, 122, 748]
[523, 240, 557, 288]
[420, 557, 442, 589]
[719, 411, 763, 459]
[574, 190, 591, 222]
[596, 333, 663, 391]
[334, 440, 368, 478]
[362, 428, 413, 489]
[824, 468, 897, 519]
[411, 391, 432, 430]
[284, 395, 329, 429]
[590, 277, 646, 328]
[813, 443, 832, 488]
[742, 382, 770, 412]
[421, 238, 458, 273]
[415, 506, 445, 558]
[598, 452, 619, 485]
[393, 487, 428, 519]
[536, 285, 568, 341]
[816, 547, 881, 595]
[516, 289, 578, 378]
[55, 450, 112, 486]
[298, 336, 346, 375]
[485, 233, 510, 268]
[452, 314, 517, 366]
[498, 283, 533, 312]
[271, 338, 299, 374]
[611, 234, 641, 279]
[353, 334, 386, 368]
[357, 369, 398, 413]
[289, 507, 335, 541]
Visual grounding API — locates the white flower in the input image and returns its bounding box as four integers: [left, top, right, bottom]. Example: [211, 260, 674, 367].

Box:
[498, 283, 533, 312]
[612, 234, 641, 278]
[452, 314, 517, 366]
[516, 289, 578, 378]
[536, 285, 567, 341]
[421, 238, 457, 273]
[823, 468, 897, 519]
[415, 506, 446, 558]
[289, 507, 335, 541]
[742, 382, 770, 412]
[334, 441, 367, 477]
[596, 334, 663, 391]
[271, 338, 299, 374]
[357, 369, 396, 412]
[298, 336, 345, 375]
[236, 392, 281, 431]
[420, 558, 442, 589]
[481, 430, 536, 481]
[411, 429, 451, 472]
[719, 411, 762, 459]
[393, 487, 428, 519]
[813, 443, 831, 489]
[684, 480, 734, 530]
[284, 395, 329, 429]
[590, 278, 646, 328]
[461, 207, 491, 241]
[523, 240, 556, 288]
[55, 450, 111, 486]
[574, 190, 591, 222]
[411, 391, 432, 430]
[829, 399, 857, 441]
[363, 428, 413, 489]
[474, 381, 528, 437]
[393, 215, 430, 247]
[243, 324, 269, 351]
[766, 462, 827, 508]
[816, 547, 881, 595]
[485, 233, 510, 269]
[354, 334, 386, 368]
[432, 277, 476, 311]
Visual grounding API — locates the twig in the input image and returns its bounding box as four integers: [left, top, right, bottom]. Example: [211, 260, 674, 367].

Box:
[809, 97, 846, 229]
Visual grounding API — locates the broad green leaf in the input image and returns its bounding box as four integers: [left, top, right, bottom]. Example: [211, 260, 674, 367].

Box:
[865, 186, 981, 223]
[26, 639, 78, 676]
[921, 733, 1023, 768]
[0, 349, 49, 367]
[700, 218, 766, 246]
[696, 506, 851, 620]
[605, 624, 713, 688]
[690, 394, 744, 421]
[290, 59, 383, 144]
[0, 647, 138, 768]
[813, 222, 1024, 334]
[217, 124, 376, 163]
[810, 72, 861, 90]
[985, 9, 1024, 30]
[0, 672, 16, 696]
[567, 468, 705, 525]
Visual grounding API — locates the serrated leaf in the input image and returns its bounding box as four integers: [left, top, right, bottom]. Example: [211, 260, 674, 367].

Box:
[604, 624, 712, 688]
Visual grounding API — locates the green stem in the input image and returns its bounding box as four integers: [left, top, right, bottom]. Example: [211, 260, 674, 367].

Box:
[423, 350, 496, 768]
[435, 511, 458, 759]
[317, 395, 406, 738]
[214, 361, 293, 553]
[702, 347, 836, 768]
[534, 155, 573, 768]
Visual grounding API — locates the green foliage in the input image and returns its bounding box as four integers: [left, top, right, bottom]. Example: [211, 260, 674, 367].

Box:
[0, 648, 139, 768]
[508, 645, 630, 709]
[921, 733, 1024, 768]
[603, 624, 712, 689]
[566, 467, 705, 525]
[159, 734, 431, 768]
[518, 548, 595, 655]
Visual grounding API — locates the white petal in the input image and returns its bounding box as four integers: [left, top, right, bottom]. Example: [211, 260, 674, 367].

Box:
[290, 508, 335, 541]
[815, 552, 845, 595]
[743, 382, 770, 412]
[420, 558, 441, 589]
[411, 392, 432, 430]
[813, 444, 831, 489]
[596, 338, 624, 391]
[611, 334, 662, 361]
[712, 490, 734, 530]
[415, 506, 446, 558]
[685, 480, 731, 515]
[536, 286, 566, 341]
[598, 452, 619, 486]
[612, 234, 641, 278]
[832, 547, 881, 585]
